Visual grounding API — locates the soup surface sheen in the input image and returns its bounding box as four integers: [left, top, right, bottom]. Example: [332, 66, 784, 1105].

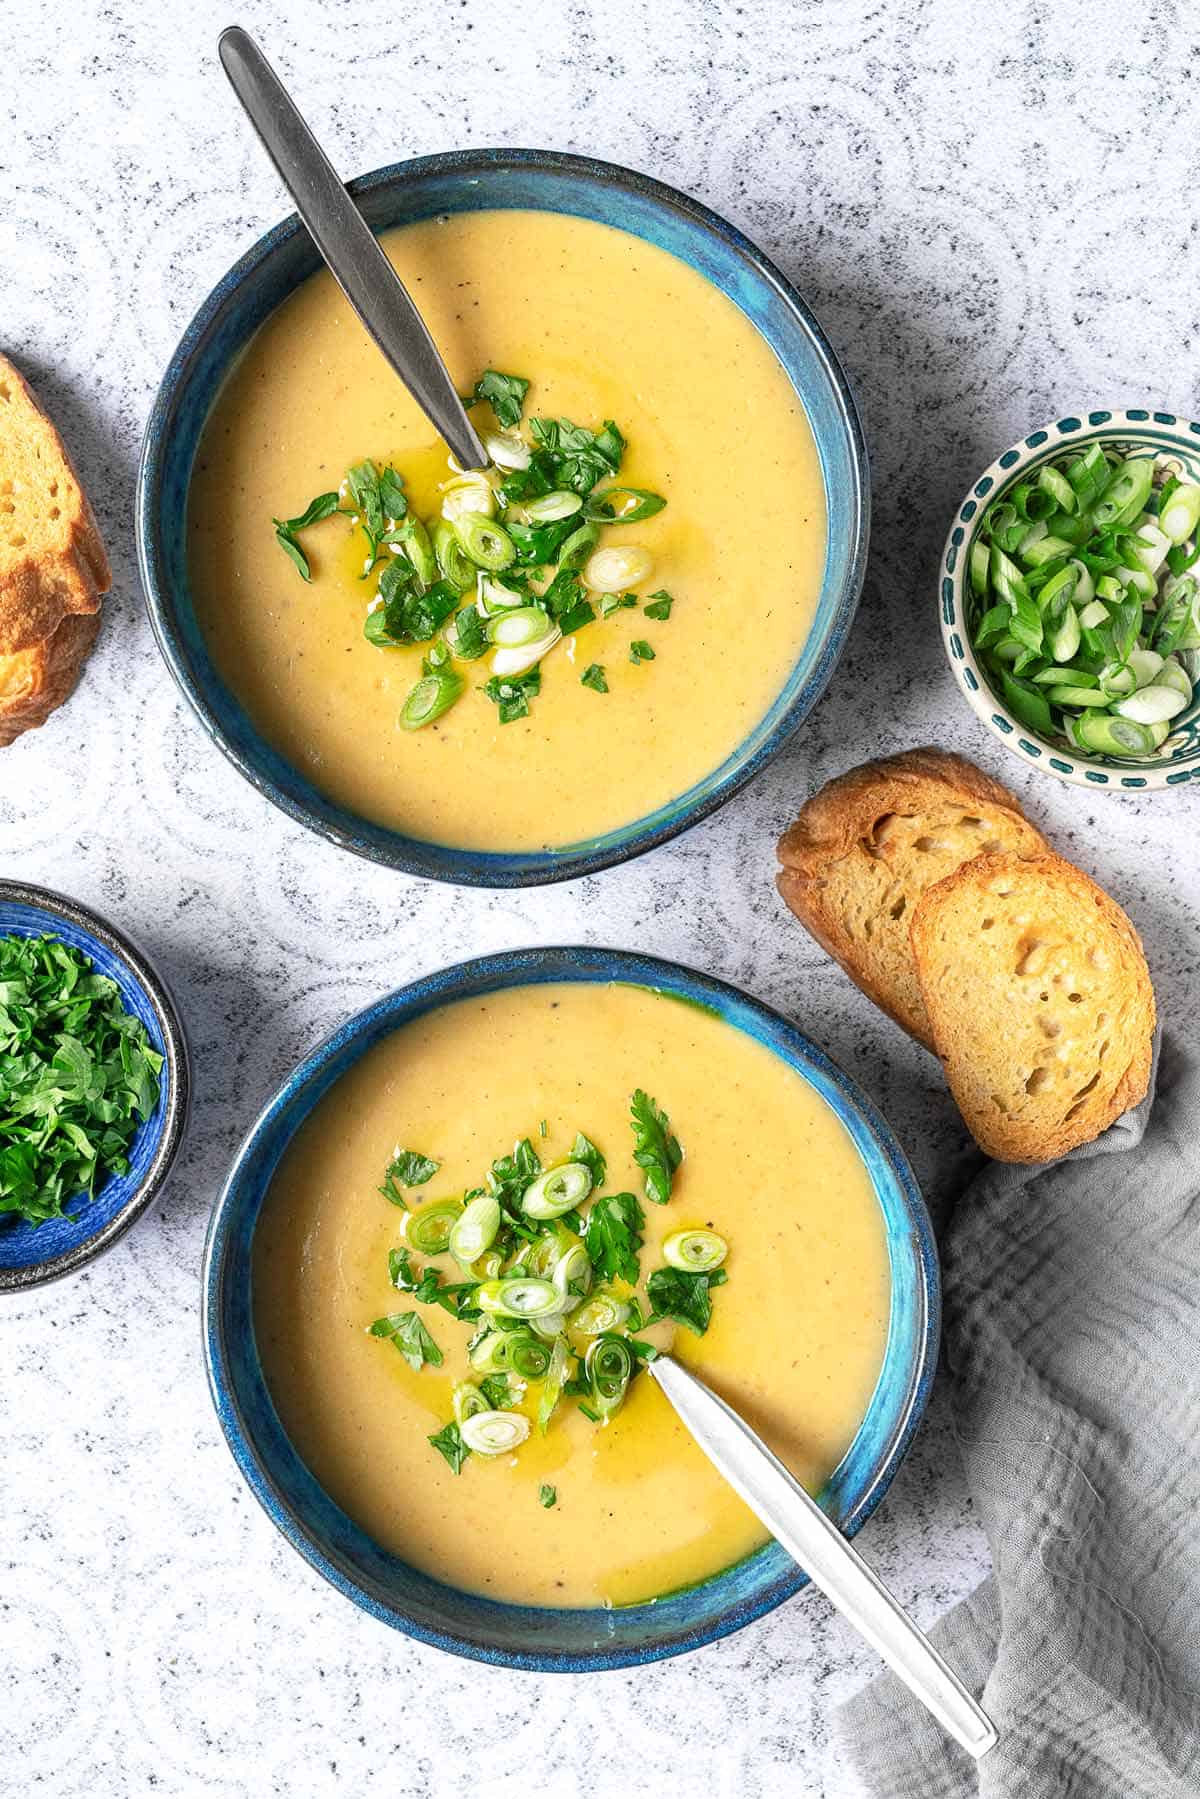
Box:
[190, 211, 826, 852]
[254, 982, 890, 1608]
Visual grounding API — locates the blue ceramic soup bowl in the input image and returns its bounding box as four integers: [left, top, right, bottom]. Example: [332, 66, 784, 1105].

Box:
[203, 947, 937, 1669]
[0, 882, 190, 1292]
[138, 148, 869, 887]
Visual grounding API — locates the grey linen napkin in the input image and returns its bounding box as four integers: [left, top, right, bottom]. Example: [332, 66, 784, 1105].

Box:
[839, 1030, 1200, 1798]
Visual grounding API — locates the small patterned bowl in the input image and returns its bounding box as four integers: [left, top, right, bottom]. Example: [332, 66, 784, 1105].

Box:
[139, 147, 869, 887]
[0, 882, 190, 1292]
[203, 946, 938, 1670]
[941, 409, 1200, 791]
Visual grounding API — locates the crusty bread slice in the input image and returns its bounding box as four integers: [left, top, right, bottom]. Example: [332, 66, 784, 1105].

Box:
[0, 354, 107, 743]
[911, 851, 1155, 1162]
[0, 611, 101, 747]
[776, 750, 1048, 1048]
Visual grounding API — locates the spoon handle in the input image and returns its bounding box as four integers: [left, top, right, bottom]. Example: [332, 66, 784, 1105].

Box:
[648, 1355, 998, 1760]
[217, 26, 488, 470]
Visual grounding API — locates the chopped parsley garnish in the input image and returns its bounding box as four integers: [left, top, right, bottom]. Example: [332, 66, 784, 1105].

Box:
[480, 1373, 518, 1409]
[570, 1131, 606, 1190]
[583, 1189, 644, 1285]
[364, 566, 459, 647]
[598, 591, 638, 617]
[272, 491, 340, 581]
[368, 1309, 444, 1370]
[388, 1247, 482, 1319]
[450, 604, 488, 661]
[646, 1266, 728, 1337]
[378, 1149, 440, 1208]
[470, 369, 530, 429]
[374, 1093, 721, 1475]
[0, 934, 163, 1227]
[428, 1421, 470, 1474]
[484, 667, 541, 724]
[539, 1483, 558, 1509]
[584, 485, 667, 523]
[347, 459, 408, 571]
[270, 372, 673, 729]
[630, 1089, 681, 1205]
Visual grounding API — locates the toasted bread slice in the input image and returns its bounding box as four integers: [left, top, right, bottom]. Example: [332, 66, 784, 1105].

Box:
[0, 354, 109, 658]
[911, 851, 1155, 1162]
[776, 750, 1048, 1048]
[0, 611, 101, 747]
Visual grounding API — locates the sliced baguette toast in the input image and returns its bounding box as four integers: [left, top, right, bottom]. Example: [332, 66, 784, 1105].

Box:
[776, 750, 1048, 1048]
[911, 851, 1155, 1162]
[0, 611, 101, 747]
[0, 354, 107, 744]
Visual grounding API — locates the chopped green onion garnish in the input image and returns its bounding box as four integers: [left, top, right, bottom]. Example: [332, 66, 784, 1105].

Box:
[406, 1198, 463, 1256]
[557, 522, 600, 571]
[662, 1228, 727, 1273]
[487, 605, 554, 648]
[552, 1242, 592, 1311]
[476, 1277, 562, 1318]
[968, 445, 1196, 757]
[538, 1336, 568, 1435]
[1160, 483, 1200, 545]
[449, 1193, 501, 1265]
[523, 1160, 594, 1219]
[453, 512, 515, 571]
[452, 1381, 489, 1425]
[584, 1335, 634, 1421]
[368, 1096, 727, 1468]
[484, 430, 530, 471]
[571, 1289, 630, 1335]
[524, 490, 583, 522]
[440, 473, 496, 521]
[460, 1410, 531, 1455]
[400, 669, 463, 730]
[539, 1483, 557, 1508]
[582, 544, 653, 592]
[431, 517, 476, 591]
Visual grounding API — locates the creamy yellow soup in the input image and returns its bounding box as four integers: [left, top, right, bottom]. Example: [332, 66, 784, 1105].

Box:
[190, 211, 826, 852]
[254, 982, 890, 1608]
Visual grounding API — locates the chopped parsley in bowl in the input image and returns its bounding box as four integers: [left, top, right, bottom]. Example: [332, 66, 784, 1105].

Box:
[0, 882, 189, 1290]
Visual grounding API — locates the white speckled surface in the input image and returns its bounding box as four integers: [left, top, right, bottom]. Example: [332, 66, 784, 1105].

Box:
[3, 2, 1197, 1793]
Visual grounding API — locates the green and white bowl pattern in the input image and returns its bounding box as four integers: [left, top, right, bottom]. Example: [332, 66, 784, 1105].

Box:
[941, 409, 1200, 791]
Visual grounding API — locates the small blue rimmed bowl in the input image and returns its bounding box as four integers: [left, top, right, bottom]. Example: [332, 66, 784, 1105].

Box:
[138, 147, 869, 887]
[0, 882, 190, 1292]
[941, 408, 1200, 791]
[203, 946, 937, 1670]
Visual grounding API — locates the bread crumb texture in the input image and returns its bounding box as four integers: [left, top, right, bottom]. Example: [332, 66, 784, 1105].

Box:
[911, 851, 1155, 1163]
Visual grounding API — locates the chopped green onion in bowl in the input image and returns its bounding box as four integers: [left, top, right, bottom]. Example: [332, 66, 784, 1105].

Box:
[965, 444, 1199, 760]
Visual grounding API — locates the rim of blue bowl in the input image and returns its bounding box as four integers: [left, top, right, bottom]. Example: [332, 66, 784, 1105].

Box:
[0, 881, 190, 1292]
[137, 146, 870, 888]
[203, 946, 938, 1669]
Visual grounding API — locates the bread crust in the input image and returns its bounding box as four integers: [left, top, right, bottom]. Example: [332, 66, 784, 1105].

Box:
[0, 611, 101, 747]
[0, 353, 110, 658]
[776, 749, 1047, 1048]
[0, 354, 107, 744]
[911, 850, 1155, 1162]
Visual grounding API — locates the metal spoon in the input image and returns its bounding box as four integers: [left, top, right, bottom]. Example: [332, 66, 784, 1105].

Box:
[648, 1355, 998, 1760]
[217, 25, 487, 470]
